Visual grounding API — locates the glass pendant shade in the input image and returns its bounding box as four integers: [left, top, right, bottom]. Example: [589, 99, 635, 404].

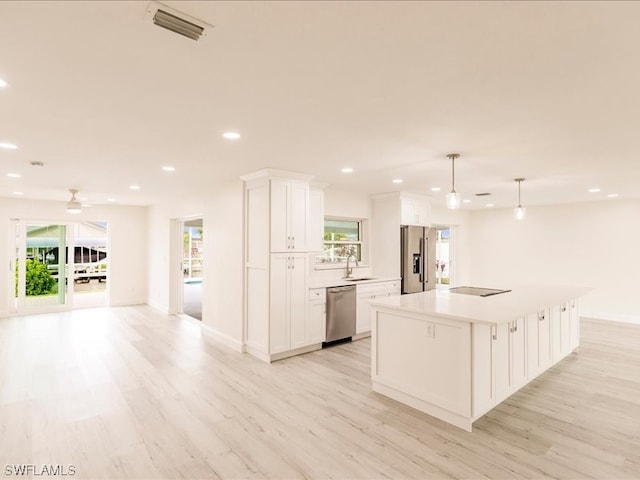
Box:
[446, 153, 461, 210]
[446, 191, 461, 209]
[513, 178, 525, 220]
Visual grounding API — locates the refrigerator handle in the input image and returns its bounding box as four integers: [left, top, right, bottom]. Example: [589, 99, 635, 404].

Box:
[421, 237, 428, 284]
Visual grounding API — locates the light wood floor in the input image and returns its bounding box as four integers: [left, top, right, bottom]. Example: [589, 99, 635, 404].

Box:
[1, 307, 639, 479]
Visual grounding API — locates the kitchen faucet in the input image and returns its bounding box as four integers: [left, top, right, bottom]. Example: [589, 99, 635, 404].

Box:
[345, 252, 359, 279]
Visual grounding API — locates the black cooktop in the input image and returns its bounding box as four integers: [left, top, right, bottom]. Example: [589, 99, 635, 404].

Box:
[448, 286, 511, 297]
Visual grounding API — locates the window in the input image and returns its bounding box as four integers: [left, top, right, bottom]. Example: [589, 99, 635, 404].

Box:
[316, 218, 362, 264]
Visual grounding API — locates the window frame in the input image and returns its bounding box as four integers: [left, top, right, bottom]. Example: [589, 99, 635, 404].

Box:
[316, 217, 364, 265]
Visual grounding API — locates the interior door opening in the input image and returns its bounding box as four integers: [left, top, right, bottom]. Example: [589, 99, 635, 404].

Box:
[435, 227, 451, 290]
[182, 218, 203, 321]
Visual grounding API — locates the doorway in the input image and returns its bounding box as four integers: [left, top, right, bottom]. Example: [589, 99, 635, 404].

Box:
[12, 220, 109, 314]
[435, 227, 451, 290]
[182, 218, 203, 321]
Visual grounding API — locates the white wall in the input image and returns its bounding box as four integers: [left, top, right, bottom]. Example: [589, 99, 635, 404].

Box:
[468, 199, 640, 323]
[0, 197, 147, 317]
[146, 182, 244, 350]
[315, 187, 374, 282]
[324, 187, 372, 219]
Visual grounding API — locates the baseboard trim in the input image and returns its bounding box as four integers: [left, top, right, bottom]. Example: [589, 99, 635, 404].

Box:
[581, 311, 640, 326]
[146, 300, 169, 314]
[200, 323, 244, 352]
[110, 298, 147, 308]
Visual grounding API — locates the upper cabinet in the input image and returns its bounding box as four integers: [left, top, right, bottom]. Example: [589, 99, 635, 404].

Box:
[270, 178, 309, 252]
[400, 195, 432, 227]
[308, 185, 325, 253]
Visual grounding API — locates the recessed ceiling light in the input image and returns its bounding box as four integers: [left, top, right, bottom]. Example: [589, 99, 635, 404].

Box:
[162, 166, 175, 172]
[588, 188, 600, 193]
[392, 178, 403, 184]
[0, 78, 7, 88]
[107, 198, 116, 202]
[129, 185, 141, 190]
[341, 167, 354, 174]
[485, 203, 494, 207]
[0, 142, 18, 150]
[463, 199, 471, 204]
[7, 173, 21, 178]
[223, 131, 241, 140]
[13, 191, 23, 196]
[431, 187, 441, 192]
[607, 193, 619, 198]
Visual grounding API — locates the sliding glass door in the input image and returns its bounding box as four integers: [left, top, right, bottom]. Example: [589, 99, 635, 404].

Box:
[11, 220, 109, 314]
[14, 222, 68, 312]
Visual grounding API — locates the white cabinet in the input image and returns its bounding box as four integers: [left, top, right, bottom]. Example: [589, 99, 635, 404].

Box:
[551, 301, 577, 361]
[270, 254, 307, 354]
[472, 324, 495, 417]
[356, 280, 400, 335]
[243, 169, 318, 363]
[527, 309, 552, 379]
[307, 288, 326, 344]
[400, 196, 431, 226]
[308, 187, 325, 252]
[569, 299, 580, 350]
[270, 179, 309, 252]
[473, 317, 527, 413]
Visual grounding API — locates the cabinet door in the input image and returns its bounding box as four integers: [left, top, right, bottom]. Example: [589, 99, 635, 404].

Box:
[269, 255, 290, 354]
[307, 300, 325, 344]
[289, 181, 309, 252]
[526, 312, 540, 378]
[270, 179, 290, 253]
[356, 293, 372, 334]
[510, 317, 527, 390]
[400, 198, 416, 225]
[308, 188, 324, 252]
[569, 299, 580, 350]
[538, 308, 553, 371]
[472, 324, 495, 417]
[559, 302, 571, 357]
[493, 323, 511, 403]
[550, 304, 562, 361]
[289, 254, 308, 349]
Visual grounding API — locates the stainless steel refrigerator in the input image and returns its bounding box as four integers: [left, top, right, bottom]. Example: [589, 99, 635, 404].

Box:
[401, 225, 437, 294]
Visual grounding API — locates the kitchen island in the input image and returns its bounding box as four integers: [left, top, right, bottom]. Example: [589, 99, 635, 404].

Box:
[369, 286, 590, 431]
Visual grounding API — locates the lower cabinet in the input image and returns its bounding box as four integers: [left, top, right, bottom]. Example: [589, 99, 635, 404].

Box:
[307, 288, 326, 344]
[526, 309, 552, 379]
[551, 300, 579, 361]
[356, 280, 400, 335]
[270, 253, 308, 354]
[473, 301, 579, 418]
[476, 317, 527, 412]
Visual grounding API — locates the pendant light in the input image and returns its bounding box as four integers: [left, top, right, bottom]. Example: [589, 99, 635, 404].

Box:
[513, 178, 526, 220]
[66, 189, 82, 214]
[446, 153, 461, 209]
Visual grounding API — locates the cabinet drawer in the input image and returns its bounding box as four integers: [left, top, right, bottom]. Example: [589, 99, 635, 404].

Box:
[308, 288, 326, 301]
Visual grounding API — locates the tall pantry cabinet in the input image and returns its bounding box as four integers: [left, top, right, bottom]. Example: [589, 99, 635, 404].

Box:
[242, 169, 323, 362]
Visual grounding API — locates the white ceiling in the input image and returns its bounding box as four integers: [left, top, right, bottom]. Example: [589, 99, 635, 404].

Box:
[1, 1, 639, 209]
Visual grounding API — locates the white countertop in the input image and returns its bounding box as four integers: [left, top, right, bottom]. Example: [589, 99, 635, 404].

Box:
[369, 285, 591, 325]
[309, 276, 401, 289]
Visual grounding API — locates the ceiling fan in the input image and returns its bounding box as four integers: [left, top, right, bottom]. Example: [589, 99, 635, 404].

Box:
[66, 189, 82, 214]
[66, 188, 119, 214]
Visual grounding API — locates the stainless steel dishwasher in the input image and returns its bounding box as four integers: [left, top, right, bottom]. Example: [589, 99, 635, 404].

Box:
[325, 285, 357, 344]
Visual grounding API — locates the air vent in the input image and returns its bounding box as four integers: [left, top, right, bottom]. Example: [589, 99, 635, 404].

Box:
[153, 9, 204, 40]
[30, 161, 45, 167]
[475, 192, 492, 197]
